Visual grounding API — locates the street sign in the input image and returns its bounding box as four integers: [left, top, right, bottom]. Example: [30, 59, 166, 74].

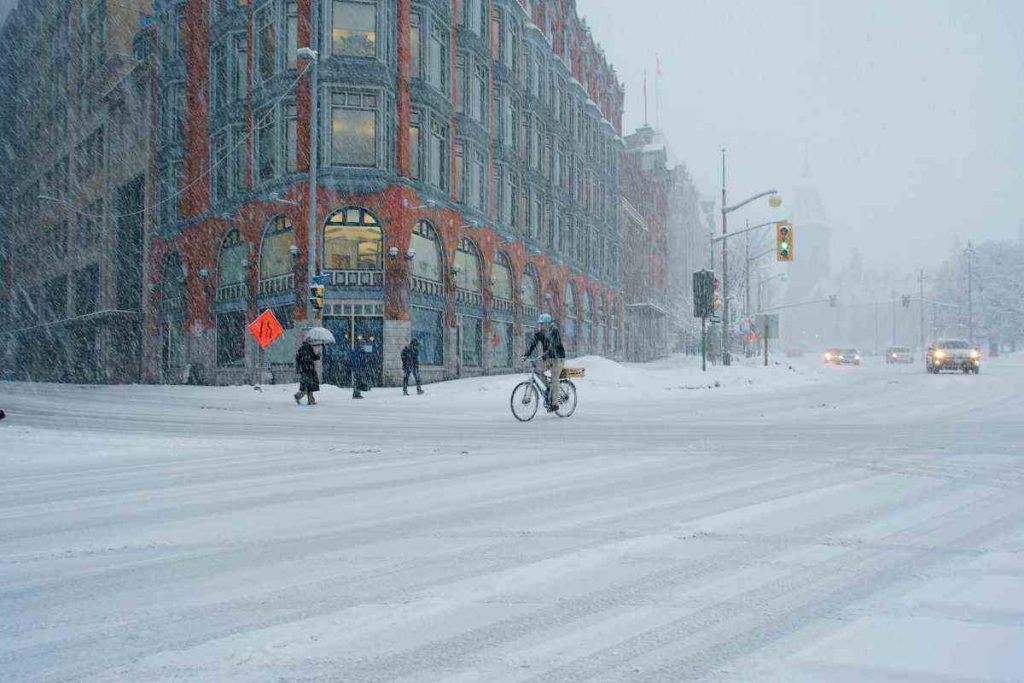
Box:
[248, 309, 284, 350]
[756, 314, 779, 339]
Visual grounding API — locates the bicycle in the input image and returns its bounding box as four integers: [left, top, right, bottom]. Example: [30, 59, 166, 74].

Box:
[510, 357, 578, 422]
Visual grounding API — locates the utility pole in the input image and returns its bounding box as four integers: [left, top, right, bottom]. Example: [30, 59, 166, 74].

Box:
[918, 269, 925, 356]
[721, 148, 730, 366]
[966, 242, 974, 344]
[299, 43, 320, 327]
[744, 223, 751, 357]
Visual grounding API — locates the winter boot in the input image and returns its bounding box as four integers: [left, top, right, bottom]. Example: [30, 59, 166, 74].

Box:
[403, 388, 409, 396]
[417, 387, 425, 395]
[294, 391, 303, 405]
[308, 394, 316, 405]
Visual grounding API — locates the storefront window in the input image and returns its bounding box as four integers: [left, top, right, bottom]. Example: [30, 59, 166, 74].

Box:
[217, 310, 246, 366]
[492, 321, 513, 368]
[323, 207, 382, 271]
[460, 315, 482, 366]
[411, 306, 444, 365]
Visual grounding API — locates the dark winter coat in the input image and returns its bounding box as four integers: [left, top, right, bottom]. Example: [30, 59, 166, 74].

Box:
[525, 324, 566, 360]
[401, 340, 420, 372]
[295, 341, 320, 392]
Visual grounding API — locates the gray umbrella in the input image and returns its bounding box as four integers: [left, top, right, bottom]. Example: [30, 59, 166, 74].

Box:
[305, 326, 337, 344]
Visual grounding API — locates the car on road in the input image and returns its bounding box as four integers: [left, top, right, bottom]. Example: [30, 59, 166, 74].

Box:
[824, 348, 861, 365]
[926, 340, 980, 374]
[886, 346, 915, 364]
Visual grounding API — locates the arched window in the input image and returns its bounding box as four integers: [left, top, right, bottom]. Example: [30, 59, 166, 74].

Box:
[217, 228, 248, 300]
[258, 216, 295, 283]
[323, 206, 382, 271]
[455, 237, 481, 292]
[410, 219, 443, 282]
[522, 264, 540, 309]
[492, 252, 513, 300]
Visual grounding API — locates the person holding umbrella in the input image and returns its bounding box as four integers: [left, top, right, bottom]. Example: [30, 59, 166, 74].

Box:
[294, 338, 321, 405]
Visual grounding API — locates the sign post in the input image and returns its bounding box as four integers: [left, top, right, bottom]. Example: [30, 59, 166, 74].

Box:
[247, 310, 285, 389]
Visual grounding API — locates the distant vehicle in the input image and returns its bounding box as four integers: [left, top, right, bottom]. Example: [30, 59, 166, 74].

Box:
[785, 346, 806, 358]
[926, 340, 980, 374]
[824, 348, 861, 365]
[886, 346, 914, 364]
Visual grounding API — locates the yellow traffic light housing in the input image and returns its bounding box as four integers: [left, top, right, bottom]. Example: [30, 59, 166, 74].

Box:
[776, 222, 794, 262]
[310, 284, 325, 311]
[768, 195, 782, 208]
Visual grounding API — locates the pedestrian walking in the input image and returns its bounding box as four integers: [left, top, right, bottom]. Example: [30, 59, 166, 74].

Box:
[401, 338, 424, 395]
[293, 339, 320, 405]
[523, 313, 566, 411]
[348, 344, 365, 399]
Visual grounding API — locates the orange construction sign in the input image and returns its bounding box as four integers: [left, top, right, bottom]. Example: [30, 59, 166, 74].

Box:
[248, 309, 284, 350]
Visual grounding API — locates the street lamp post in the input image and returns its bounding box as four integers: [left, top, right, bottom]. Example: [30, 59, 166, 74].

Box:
[719, 148, 779, 365]
[297, 45, 319, 327]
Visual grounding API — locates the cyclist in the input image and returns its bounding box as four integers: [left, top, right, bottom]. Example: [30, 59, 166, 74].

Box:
[523, 313, 566, 411]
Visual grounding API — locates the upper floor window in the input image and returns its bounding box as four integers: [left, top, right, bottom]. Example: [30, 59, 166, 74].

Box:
[330, 91, 379, 167]
[256, 6, 277, 82]
[330, 0, 378, 58]
[411, 220, 443, 282]
[231, 34, 248, 100]
[409, 13, 422, 78]
[286, 1, 299, 68]
[427, 19, 450, 94]
[428, 118, 449, 191]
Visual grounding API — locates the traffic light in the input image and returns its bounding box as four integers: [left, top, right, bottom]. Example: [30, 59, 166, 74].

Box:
[776, 222, 794, 262]
[692, 270, 715, 318]
[309, 284, 324, 312]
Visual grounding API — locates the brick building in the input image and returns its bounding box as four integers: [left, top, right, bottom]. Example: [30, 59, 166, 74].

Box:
[148, 0, 626, 387]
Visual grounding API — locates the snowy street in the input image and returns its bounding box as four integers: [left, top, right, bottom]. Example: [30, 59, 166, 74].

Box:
[2, 355, 1023, 682]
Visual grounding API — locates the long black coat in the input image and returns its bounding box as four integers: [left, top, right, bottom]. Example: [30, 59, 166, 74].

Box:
[295, 342, 320, 392]
[401, 342, 420, 372]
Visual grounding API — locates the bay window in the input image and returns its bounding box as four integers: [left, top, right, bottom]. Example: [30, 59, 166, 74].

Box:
[331, 0, 377, 58]
[330, 91, 378, 167]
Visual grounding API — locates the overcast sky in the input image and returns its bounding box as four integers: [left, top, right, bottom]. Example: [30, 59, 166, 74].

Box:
[578, 0, 1024, 270]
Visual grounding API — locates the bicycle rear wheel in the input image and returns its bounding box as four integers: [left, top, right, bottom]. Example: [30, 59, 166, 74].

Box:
[511, 381, 541, 422]
[555, 380, 577, 418]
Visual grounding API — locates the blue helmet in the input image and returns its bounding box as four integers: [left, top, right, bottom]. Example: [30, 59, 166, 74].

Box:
[537, 313, 553, 324]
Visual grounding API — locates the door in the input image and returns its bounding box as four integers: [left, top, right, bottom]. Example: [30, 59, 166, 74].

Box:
[353, 317, 383, 387]
[321, 315, 384, 387]
[321, 317, 351, 387]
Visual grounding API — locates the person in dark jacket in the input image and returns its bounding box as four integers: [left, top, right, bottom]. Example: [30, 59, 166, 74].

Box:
[348, 344, 365, 399]
[293, 339, 321, 405]
[523, 313, 566, 411]
[401, 338, 424, 395]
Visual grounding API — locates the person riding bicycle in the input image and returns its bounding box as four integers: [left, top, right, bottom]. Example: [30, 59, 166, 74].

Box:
[523, 313, 566, 411]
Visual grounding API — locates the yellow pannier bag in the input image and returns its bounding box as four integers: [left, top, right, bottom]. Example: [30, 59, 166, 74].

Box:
[560, 367, 585, 379]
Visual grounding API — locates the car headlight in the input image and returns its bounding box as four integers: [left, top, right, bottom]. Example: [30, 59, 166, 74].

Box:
[970, 349, 980, 359]
[934, 350, 945, 360]
[892, 353, 898, 358]
[824, 353, 832, 361]
[855, 355, 861, 361]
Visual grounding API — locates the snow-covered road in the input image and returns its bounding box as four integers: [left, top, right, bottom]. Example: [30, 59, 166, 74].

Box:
[2, 355, 1023, 682]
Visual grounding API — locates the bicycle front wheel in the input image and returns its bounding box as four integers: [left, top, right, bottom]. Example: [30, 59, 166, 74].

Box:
[511, 381, 541, 422]
[555, 380, 577, 418]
